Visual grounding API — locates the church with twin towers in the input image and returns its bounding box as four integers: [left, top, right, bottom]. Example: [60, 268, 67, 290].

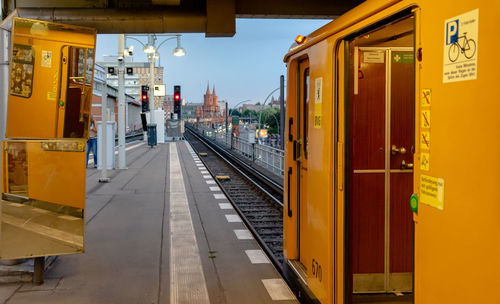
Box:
[195, 83, 223, 123]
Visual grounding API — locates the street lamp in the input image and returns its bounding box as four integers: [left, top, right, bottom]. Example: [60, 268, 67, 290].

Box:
[258, 88, 280, 144]
[173, 36, 186, 56]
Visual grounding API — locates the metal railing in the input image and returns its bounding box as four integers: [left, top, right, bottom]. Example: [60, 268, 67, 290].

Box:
[192, 124, 284, 176]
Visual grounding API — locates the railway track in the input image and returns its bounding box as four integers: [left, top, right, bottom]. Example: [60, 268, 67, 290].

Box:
[184, 128, 285, 270]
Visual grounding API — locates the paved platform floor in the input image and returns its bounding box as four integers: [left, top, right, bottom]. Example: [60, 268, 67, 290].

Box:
[0, 141, 297, 304]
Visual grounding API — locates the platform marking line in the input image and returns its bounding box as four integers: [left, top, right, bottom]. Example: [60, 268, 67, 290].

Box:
[201, 170, 209, 174]
[245, 249, 271, 264]
[234, 229, 253, 240]
[218, 203, 233, 210]
[209, 186, 221, 192]
[261, 279, 296, 301]
[206, 180, 216, 184]
[169, 143, 210, 304]
[225, 214, 242, 222]
[203, 175, 212, 179]
[214, 193, 227, 199]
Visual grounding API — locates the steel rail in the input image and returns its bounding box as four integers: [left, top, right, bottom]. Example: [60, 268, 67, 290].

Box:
[186, 126, 283, 203]
[185, 131, 284, 273]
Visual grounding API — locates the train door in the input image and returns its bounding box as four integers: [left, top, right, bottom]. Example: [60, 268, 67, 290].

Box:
[57, 46, 94, 138]
[298, 60, 310, 269]
[346, 16, 415, 302]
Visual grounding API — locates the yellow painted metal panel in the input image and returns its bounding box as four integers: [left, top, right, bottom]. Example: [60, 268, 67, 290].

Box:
[26, 140, 86, 209]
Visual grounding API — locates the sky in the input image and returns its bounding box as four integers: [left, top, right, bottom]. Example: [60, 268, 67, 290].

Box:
[96, 19, 330, 108]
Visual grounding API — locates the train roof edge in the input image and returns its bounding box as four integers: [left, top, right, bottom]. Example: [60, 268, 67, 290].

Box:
[283, 0, 402, 62]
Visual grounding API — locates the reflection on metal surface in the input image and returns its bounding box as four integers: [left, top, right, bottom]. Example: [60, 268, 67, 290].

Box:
[1, 140, 85, 259]
[1, 200, 84, 259]
[5, 142, 28, 196]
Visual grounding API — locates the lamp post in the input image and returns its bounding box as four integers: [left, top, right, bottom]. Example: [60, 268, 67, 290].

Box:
[258, 88, 280, 144]
[124, 34, 185, 143]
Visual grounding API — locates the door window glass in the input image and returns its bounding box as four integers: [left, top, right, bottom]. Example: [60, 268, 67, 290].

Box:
[303, 68, 310, 158]
[10, 45, 34, 98]
[64, 47, 93, 138]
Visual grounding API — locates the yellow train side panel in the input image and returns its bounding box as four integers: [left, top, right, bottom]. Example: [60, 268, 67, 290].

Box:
[414, 1, 500, 303]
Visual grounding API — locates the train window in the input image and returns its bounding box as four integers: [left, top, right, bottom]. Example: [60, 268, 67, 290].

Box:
[5, 142, 28, 197]
[9, 44, 34, 98]
[303, 68, 310, 158]
[85, 48, 94, 85]
[64, 47, 93, 138]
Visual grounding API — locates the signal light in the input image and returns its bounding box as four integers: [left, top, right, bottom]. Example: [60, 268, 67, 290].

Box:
[173, 85, 181, 119]
[295, 35, 307, 45]
[141, 85, 149, 113]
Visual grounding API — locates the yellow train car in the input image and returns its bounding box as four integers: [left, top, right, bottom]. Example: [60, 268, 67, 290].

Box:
[1, 18, 96, 259]
[283, 1, 499, 303]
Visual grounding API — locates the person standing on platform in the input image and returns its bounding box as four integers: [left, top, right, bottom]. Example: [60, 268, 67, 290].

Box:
[87, 116, 98, 168]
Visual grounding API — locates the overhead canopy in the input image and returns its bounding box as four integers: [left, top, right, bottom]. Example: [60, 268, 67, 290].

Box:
[1, 0, 363, 36]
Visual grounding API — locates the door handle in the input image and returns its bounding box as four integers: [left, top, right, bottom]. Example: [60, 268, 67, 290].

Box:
[287, 167, 292, 218]
[401, 160, 414, 169]
[391, 145, 407, 155]
[288, 117, 293, 142]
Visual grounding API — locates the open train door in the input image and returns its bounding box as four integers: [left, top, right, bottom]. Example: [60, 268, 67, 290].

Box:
[344, 14, 415, 303]
[0, 17, 96, 260]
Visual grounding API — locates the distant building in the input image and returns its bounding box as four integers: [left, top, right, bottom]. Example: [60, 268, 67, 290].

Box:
[241, 103, 267, 112]
[91, 64, 142, 131]
[195, 83, 224, 123]
[163, 94, 174, 116]
[97, 56, 165, 110]
[182, 102, 203, 119]
[270, 96, 281, 109]
[219, 100, 228, 116]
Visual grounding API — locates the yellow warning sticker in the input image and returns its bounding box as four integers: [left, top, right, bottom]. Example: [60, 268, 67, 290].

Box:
[41, 50, 52, 68]
[420, 175, 444, 210]
[421, 131, 430, 150]
[421, 89, 431, 107]
[420, 153, 430, 171]
[313, 115, 322, 128]
[421, 110, 431, 129]
[314, 77, 323, 128]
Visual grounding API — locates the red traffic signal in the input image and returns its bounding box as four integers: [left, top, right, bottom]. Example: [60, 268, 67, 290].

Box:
[141, 85, 149, 112]
[174, 85, 181, 102]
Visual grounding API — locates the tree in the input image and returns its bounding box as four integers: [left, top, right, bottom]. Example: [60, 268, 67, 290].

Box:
[261, 108, 280, 134]
[229, 108, 241, 116]
[242, 109, 257, 119]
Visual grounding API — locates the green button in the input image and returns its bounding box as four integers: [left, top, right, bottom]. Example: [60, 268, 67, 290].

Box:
[410, 194, 418, 213]
[59, 100, 64, 106]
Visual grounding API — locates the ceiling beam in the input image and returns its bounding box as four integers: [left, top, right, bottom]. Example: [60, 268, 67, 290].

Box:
[206, 0, 235, 37]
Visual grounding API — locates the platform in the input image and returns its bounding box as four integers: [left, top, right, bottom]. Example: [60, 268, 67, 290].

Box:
[0, 141, 297, 304]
